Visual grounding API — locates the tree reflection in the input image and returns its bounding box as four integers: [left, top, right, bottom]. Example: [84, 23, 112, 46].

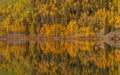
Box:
[0, 41, 119, 75]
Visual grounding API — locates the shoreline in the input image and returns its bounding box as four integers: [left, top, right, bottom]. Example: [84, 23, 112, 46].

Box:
[0, 35, 117, 41]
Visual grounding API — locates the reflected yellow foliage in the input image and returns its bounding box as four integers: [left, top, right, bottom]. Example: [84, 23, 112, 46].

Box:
[0, 41, 119, 75]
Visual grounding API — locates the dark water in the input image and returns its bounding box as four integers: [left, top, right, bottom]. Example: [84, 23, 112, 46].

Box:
[0, 41, 120, 75]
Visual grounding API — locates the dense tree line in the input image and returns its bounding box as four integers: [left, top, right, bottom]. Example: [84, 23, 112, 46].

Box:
[0, 0, 120, 37]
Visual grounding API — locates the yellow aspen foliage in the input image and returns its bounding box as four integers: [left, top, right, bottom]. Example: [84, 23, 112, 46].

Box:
[114, 16, 120, 29]
[67, 20, 78, 36]
[86, 26, 95, 36]
[118, 0, 120, 13]
[0, 0, 120, 36]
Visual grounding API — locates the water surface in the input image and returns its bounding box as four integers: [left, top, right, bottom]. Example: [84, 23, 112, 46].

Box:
[0, 40, 120, 75]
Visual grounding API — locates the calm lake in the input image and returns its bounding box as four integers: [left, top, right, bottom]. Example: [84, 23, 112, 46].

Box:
[0, 40, 120, 75]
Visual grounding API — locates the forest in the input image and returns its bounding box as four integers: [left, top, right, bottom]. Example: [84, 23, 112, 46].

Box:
[0, 0, 120, 74]
[0, 0, 120, 37]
